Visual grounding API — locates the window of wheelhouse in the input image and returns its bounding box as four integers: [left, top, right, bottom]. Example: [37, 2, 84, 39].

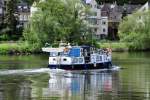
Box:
[49, 52, 58, 57]
[50, 52, 65, 57]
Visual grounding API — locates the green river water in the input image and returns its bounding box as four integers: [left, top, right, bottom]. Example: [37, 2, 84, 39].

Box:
[0, 52, 150, 100]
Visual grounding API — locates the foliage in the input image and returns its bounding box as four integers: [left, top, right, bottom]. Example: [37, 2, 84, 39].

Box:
[0, 42, 40, 54]
[0, 34, 10, 41]
[95, 0, 147, 5]
[99, 42, 128, 50]
[119, 11, 150, 50]
[0, 0, 36, 41]
[3, 0, 18, 36]
[23, 0, 91, 48]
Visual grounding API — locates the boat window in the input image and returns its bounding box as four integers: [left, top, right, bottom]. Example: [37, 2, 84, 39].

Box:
[96, 56, 102, 61]
[79, 58, 83, 63]
[81, 48, 83, 56]
[72, 58, 78, 63]
[53, 58, 56, 61]
[50, 52, 58, 57]
[99, 56, 102, 61]
[84, 49, 88, 56]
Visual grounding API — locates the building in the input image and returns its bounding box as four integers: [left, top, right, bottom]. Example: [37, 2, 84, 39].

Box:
[85, 0, 102, 39]
[0, 0, 4, 26]
[138, 0, 150, 11]
[101, 3, 142, 40]
[85, 0, 108, 39]
[0, 0, 30, 28]
[30, 2, 38, 17]
[101, 3, 122, 40]
[16, 1, 30, 27]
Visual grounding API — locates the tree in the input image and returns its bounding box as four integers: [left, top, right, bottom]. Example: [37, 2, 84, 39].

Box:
[118, 11, 150, 50]
[23, 0, 91, 48]
[95, 0, 147, 5]
[2, 0, 18, 37]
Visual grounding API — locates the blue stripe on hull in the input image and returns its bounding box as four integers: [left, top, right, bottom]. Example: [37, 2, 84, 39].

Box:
[48, 62, 112, 70]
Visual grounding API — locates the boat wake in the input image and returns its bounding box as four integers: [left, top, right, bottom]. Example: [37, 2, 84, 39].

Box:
[0, 68, 50, 76]
[0, 65, 120, 76]
[48, 65, 120, 78]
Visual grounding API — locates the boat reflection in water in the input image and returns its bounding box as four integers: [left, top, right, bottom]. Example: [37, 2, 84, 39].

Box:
[48, 70, 119, 100]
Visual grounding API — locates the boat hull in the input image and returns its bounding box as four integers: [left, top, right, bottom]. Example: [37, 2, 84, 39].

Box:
[48, 62, 112, 70]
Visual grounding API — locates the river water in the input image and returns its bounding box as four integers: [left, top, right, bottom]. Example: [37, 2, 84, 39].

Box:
[0, 52, 150, 100]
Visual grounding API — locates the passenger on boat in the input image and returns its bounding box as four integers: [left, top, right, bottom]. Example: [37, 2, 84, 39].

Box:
[102, 48, 112, 55]
[106, 48, 112, 55]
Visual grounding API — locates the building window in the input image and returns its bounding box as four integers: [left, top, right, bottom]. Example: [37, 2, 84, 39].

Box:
[103, 28, 106, 32]
[19, 15, 23, 21]
[102, 21, 106, 25]
[24, 6, 28, 9]
[96, 35, 100, 39]
[93, 12, 97, 16]
[88, 18, 97, 25]
[0, 8, 2, 14]
[94, 28, 97, 32]
[18, 6, 22, 9]
[24, 15, 27, 21]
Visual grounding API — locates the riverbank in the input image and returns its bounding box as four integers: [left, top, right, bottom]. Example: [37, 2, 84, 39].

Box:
[1, 42, 149, 54]
[0, 42, 129, 54]
[0, 42, 41, 55]
[99, 42, 129, 52]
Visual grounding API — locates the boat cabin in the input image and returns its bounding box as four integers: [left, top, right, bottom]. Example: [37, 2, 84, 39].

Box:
[43, 46, 111, 65]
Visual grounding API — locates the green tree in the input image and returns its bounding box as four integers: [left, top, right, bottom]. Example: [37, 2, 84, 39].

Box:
[95, 0, 147, 5]
[2, 0, 18, 37]
[118, 11, 150, 50]
[23, 0, 91, 48]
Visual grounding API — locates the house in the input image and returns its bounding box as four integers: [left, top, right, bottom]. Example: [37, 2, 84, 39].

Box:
[138, 0, 150, 11]
[30, 2, 38, 17]
[16, 1, 30, 27]
[85, 0, 102, 39]
[101, 3, 142, 40]
[101, 3, 122, 40]
[84, 0, 108, 39]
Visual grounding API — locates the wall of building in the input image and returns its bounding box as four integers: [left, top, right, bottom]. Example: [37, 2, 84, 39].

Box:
[86, 0, 108, 40]
[100, 16, 108, 36]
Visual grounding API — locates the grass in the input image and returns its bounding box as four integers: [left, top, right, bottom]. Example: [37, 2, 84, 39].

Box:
[98, 42, 129, 51]
[0, 41, 130, 54]
[0, 42, 36, 54]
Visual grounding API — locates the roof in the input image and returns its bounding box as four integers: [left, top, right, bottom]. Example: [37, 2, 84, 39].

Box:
[0, 0, 4, 7]
[42, 47, 65, 52]
[123, 4, 142, 14]
[101, 3, 123, 22]
[101, 3, 142, 22]
[17, 2, 30, 13]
